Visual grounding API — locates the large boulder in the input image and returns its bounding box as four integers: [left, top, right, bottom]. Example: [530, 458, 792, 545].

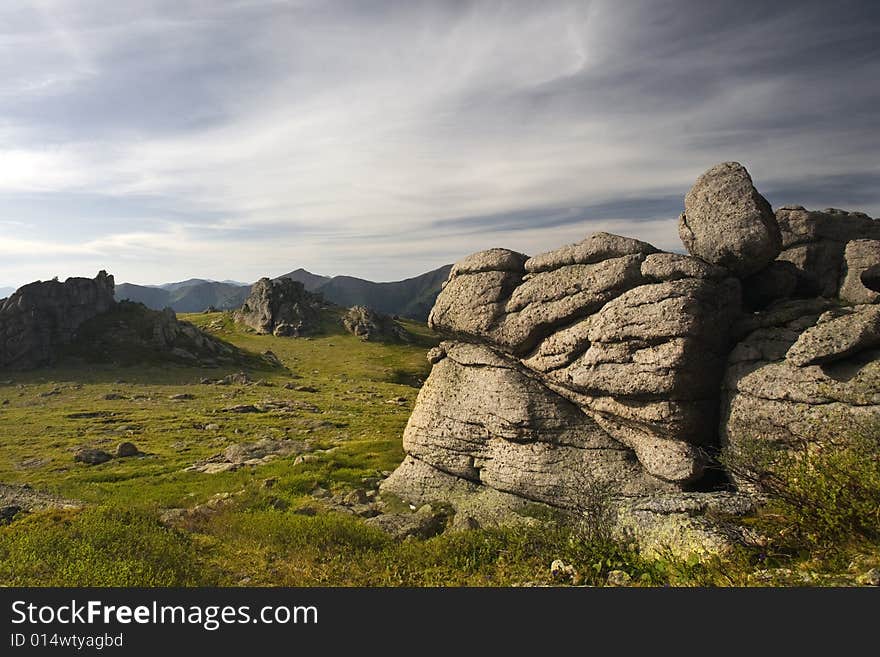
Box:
[234, 278, 322, 336]
[395, 227, 743, 510]
[679, 162, 781, 277]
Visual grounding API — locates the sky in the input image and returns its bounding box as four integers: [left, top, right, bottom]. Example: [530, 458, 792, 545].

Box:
[0, 0, 878, 288]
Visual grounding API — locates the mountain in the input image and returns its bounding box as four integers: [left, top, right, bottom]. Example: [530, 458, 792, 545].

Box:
[310, 265, 452, 321]
[118, 264, 453, 321]
[116, 280, 250, 313]
[275, 268, 331, 291]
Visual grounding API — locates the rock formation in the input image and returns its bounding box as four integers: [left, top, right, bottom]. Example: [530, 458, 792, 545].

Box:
[0, 271, 115, 369]
[342, 306, 412, 342]
[0, 272, 246, 370]
[382, 162, 880, 555]
[234, 278, 322, 336]
[66, 301, 245, 367]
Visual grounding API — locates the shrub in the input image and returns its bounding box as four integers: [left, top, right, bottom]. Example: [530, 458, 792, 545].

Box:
[722, 419, 880, 559]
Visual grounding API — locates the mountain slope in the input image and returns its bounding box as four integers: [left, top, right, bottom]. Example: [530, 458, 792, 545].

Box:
[314, 265, 452, 321]
[275, 268, 331, 291]
[116, 281, 250, 312]
[117, 264, 452, 320]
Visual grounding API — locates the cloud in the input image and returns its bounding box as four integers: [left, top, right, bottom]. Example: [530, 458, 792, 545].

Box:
[0, 0, 878, 287]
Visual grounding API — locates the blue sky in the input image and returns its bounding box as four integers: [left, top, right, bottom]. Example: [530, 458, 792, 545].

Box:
[1, 0, 878, 287]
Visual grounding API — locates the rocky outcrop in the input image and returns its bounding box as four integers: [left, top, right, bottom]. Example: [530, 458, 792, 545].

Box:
[775, 206, 880, 297]
[234, 278, 322, 336]
[382, 161, 880, 556]
[342, 306, 411, 342]
[0, 271, 115, 369]
[69, 301, 244, 367]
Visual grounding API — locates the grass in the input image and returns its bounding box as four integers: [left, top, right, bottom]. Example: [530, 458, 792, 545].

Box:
[1, 309, 878, 586]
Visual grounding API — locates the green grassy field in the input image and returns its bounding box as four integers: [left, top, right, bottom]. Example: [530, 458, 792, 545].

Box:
[1, 310, 877, 587]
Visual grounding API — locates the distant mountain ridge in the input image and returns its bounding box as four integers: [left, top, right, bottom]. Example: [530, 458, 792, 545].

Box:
[115, 281, 251, 313]
[115, 264, 453, 321]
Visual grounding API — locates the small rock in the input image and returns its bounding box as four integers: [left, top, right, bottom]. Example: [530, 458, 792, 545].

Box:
[103, 393, 127, 400]
[169, 393, 195, 401]
[262, 477, 278, 489]
[204, 423, 221, 431]
[222, 404, 261, 413]
[550, 559, 577, 582]
[0, 505, 22, 524]
[344, 489, 369, 505]
[293, 385, 319, 393]
[74, 448, 112, 465]
[606, 570, 633, 587]
[857, 568, 880, 586]
[115, 441, 139, 458]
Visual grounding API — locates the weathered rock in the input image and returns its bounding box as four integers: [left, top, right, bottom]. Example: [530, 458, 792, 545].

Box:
[364, 504, 447, 540]
[785, 305, 880, 367]
[0, 271, 115, 369]
[74, 448, 112, 465]
[342, 306, 411, 342]
[776, 206, 880, 297]
[525, 232, 656, 273]
[679, 162, 781, 277]
[550, 559, 578, 582]
[402, 342, 672, 500]
[722, 304, 880, 477]
[640, 253, 727, 282]
[839, 239, 880, 304]
[186, 437, 309, 473]
[234, 278, 322, 336]
[385, 163, 880, 558]
[606, 570, 632, 586]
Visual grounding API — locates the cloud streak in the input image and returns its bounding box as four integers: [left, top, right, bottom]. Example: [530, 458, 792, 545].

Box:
[0, 0, 878, 286]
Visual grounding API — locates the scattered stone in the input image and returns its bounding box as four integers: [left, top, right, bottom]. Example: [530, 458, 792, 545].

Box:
[169, 393, 195, 401]
[74, 448, 112, 465]
[204, 423, 221, 432]
[1, 505, 22, 524]
[364, 505, 447, 540]
[606, 570, 633, 587]
[222, 404, 262, 413]
[550, 559, 577, 583]
[115, 441, 139, 458]
[857, 568, 880, 586]
[186, 437, 310, 473]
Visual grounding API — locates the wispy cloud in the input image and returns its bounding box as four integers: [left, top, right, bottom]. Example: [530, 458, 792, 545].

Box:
[0, 0, 878, 286]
